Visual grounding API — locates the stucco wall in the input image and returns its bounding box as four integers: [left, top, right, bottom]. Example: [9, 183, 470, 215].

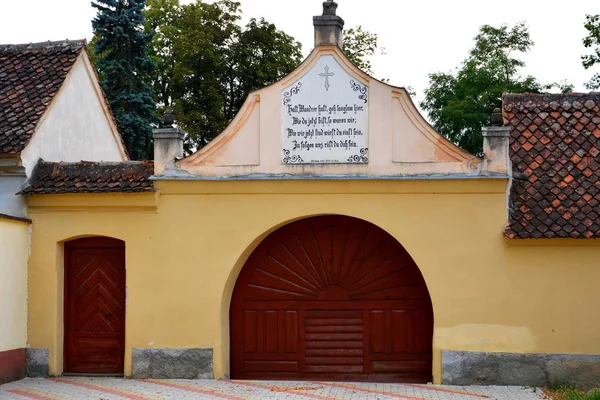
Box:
[0, 217, 29, 352]
[0, 175, 27, 217]
[26, 179, 600, 382]
[20, 56, 126, 176]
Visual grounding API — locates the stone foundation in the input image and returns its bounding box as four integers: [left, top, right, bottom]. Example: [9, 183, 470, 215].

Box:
[26, 348, 49, 378]
[442, 350, 600, 390]
[132, 348, 213, 379]
[0, 348, 26, 384]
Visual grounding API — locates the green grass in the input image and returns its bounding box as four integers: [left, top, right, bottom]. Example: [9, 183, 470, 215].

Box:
[546, 385, 600, 400]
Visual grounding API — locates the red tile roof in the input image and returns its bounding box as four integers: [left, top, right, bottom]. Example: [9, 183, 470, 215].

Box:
[0, 40, 85, 154]
[504, 93, 600, 239]
[20, 161, 154, 195]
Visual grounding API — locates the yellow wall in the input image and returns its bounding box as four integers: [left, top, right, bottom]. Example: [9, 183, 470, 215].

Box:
[0, 217, 29, 352]
[26, 179, 600, 382]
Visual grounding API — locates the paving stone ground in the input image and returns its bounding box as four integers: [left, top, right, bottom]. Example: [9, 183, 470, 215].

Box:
[0, 378, 547, 400]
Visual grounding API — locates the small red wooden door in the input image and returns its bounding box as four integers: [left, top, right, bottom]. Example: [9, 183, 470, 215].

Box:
[231, 216, 433, 383]
[64, 237, 126, 374]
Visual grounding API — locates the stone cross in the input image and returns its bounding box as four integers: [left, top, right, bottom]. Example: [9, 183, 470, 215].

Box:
[319, 65, 334, 91]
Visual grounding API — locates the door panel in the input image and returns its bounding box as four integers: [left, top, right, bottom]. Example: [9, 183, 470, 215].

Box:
[231, 216, 433, 382]
[65, 238, 125, 374]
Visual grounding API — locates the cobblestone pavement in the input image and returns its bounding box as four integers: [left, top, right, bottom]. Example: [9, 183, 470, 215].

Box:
[0, 378, 547, 400]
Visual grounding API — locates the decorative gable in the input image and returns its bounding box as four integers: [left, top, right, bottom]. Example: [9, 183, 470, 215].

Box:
[281, 54, 369, 165]
[173, 46, 481, 179]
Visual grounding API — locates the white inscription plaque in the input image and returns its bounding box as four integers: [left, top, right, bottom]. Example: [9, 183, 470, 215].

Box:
[282, 55, 369, 164]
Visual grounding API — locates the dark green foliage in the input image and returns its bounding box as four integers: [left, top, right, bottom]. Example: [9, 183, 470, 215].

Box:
[583, 14, 600, 90]
[145, 0, 302, 151]
[228, 18, 303, 121]
[86, 35, 102, 80]
[421, 22, 572, 155]
[343, 26, 381, 74]
[145, 0, 381, 152]
[92, 0, 159, 160]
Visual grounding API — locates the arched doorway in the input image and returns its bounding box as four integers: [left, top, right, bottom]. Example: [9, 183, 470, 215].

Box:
[64, 237, 126, 374]
[230, 216, 433, 383]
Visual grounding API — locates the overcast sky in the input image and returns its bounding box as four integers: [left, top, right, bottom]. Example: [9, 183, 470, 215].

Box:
[1, 0, 598, 103]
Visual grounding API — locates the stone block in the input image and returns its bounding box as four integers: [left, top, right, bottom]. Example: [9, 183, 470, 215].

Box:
[442, 350, 600, 390]
[132, 348, 213, 379]
[26, 348, 49, 378]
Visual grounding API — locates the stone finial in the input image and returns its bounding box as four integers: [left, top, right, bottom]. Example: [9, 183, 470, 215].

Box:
[491, 108, 503, 126]
[313, 0, 345, 48]
[163, 109, 175, 127]
[322, 0, 338, 15]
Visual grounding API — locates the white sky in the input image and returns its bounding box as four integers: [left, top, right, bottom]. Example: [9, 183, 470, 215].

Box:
[0, 0, 598, 103]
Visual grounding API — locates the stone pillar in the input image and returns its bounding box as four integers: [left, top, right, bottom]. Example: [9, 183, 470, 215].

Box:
[153, 110, 185, 175]
[313, 0, 345, 48]
[482, 108, 511, 175]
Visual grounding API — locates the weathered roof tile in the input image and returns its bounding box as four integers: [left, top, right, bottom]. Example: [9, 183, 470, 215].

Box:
[20, 161, 154, 195]
[504, 93, 600, 239]
[0, 40, 85, 154]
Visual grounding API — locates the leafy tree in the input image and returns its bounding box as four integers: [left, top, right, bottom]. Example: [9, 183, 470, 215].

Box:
[421, 22, 572, 155]
[343, 26, 382, 74]
[144, 0, 382, 151]
[145, 0, 302, 150]
[226, 18, 303, 121]
[92, 0, 159, 160]
[144, 0, 181, 109]
[583, 14, 600, 90]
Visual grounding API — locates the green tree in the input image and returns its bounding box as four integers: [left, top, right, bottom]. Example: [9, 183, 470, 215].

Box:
[226, 18, 303, 121]
[144, 0, 382, 151]
[583, 14, 600, 90]
[92, 0, 159, 160]
[144, 0, 181, 109]
[343, 26, 381, 74]
[145, 0, 302, 150]
[421, 22, 571, 155]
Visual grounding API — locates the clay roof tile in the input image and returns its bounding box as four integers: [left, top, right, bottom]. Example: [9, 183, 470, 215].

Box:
[20, 160, 154, 195]
[0, 40, 86, 154]
[504, 93, 600, 239]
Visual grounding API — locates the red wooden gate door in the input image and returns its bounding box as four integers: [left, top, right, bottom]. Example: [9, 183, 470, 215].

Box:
[64, 237, 126, 374]
[231, 216, 433, 383]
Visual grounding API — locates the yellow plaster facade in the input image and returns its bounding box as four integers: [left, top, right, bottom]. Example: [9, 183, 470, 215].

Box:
[26, 179, 600, 383]
[21, 30, 600, 385]
[0, 217, 29, 353]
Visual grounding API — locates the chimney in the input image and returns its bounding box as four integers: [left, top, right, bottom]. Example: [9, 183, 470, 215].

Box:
[481, 108, 511, 175]
[313, 0, 344, 48]
[153, 110, 185, 175]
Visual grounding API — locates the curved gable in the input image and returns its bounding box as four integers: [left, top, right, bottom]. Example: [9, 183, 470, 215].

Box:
[176, 46, 480, 179]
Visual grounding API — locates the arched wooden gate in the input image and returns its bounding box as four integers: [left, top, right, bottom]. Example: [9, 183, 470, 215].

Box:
[230, 216, 433, 382]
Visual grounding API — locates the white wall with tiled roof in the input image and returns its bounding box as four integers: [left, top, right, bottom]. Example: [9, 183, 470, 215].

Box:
[20, 53, 127, 176]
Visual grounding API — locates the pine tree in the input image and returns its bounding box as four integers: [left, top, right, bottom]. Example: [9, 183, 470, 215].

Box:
[92, 0, 159, 160]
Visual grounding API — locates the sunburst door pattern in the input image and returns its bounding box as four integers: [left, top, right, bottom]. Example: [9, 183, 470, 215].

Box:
[231, 216, 434, 382]
[65, 238, 125, 374]
[239, 218, 429, 302]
